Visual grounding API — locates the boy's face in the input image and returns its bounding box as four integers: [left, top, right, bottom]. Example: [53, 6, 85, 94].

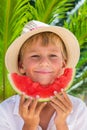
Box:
[19, 38, 66, 85]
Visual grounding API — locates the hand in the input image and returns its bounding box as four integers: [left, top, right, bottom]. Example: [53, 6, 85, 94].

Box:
[19, 95, 46, 130]
[50, 90, 72, 129]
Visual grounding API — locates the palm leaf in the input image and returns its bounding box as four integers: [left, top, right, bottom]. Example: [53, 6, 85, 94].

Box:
[64, 0, 87, 95]
[0, 0, 30, 100]
[26, 0, 75, 23]
[64, 0, 87, 46]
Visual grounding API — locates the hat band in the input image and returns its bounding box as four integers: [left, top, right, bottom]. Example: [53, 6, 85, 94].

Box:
[22, 20, 49, 34]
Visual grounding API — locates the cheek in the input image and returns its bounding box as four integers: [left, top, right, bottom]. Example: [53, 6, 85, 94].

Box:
[24, 64, 33, 72]
[52, 60, 65, 76]
[51, 59, 63, 67]
[23, 60, 38, 72]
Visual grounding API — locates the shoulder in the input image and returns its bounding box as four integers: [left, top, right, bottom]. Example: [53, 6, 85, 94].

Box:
[0, 95, 20, 113]
[0, 95, 23, 129]
[67, 95, 87, 129]
[0, 95, 20, 105]
[68, 94, 86, 107]
[68, 94, 87, 114]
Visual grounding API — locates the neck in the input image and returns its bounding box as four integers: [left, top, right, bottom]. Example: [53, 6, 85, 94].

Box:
[41, 102, 55, 113]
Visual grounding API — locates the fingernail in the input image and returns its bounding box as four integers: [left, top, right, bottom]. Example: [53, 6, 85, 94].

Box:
[22, 92, 25, 95]
[54, 91, 57, 95]
[61, 88, 64, 92]
[44, 102, 47, 105]
[29, 96, 33, 100]
[36, 95, 40, 99]
[50, 96, 54, 99]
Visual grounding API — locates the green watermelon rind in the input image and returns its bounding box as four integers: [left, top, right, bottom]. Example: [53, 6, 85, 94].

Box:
[65, 68, 76, 91]
[8, 74, 24, 95]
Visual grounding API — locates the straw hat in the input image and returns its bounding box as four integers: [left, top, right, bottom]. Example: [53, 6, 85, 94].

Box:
[5, 20, 80, 74]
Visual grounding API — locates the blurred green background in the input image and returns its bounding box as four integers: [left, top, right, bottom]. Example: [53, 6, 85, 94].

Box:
[0, 0, 87, 102]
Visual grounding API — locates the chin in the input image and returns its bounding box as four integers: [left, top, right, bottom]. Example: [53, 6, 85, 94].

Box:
[38, 79, 55, 86]
[32, 76, 55, 86]
[40, 82, 50, 86]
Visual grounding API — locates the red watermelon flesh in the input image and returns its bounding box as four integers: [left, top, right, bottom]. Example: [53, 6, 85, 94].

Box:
[8, 68, 74, 101]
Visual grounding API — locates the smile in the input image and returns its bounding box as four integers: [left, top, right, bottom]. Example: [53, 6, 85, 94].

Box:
[34, 71, 53, 74]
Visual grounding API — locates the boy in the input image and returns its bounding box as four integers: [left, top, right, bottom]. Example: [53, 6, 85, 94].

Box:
[0, 20, 87, 130]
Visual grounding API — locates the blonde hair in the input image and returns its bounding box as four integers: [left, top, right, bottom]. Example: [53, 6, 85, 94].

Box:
[18, 32, 67, 63]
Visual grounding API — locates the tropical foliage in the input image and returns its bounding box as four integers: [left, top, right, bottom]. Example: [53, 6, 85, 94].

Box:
[0, 0, 87, 101]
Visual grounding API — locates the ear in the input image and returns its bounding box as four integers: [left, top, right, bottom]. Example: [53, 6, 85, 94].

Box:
[57, 60, 67, 77]
[62, 59, 67, 69]
[18, 62, 26, 74]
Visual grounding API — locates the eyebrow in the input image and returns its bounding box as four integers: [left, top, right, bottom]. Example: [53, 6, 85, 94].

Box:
[28, 49, 60, 53]
[28, 50, 39, 53]
[50, 49, 60, 52]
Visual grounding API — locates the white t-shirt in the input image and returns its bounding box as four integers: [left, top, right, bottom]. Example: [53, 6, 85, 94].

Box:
[0, 95, 87, 130]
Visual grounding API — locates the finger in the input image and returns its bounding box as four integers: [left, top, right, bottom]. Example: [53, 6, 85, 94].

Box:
[19, 96, 32, 115]
[20, 94, 25, 106]
[61, 89, 72, 107]
[53, 91, 68, 108]
[50, 97, 67, 112]
[29, 99, 38, 114]
[50, 101, 62, 113]
[19, 94, 26, 113]
[23, 98, 32, 108]
[54, 91, 72, 109]
[61, 90, 73, 113]
[36, 102, 47, 115]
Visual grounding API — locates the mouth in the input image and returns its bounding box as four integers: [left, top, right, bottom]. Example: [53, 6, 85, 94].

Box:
[34, 71, 53, 74]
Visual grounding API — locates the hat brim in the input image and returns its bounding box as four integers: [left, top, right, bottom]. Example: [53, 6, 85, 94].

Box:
[5, 26, 80, 74]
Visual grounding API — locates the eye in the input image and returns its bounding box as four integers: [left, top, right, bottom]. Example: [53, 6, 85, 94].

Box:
[49, 54, 58, 58]
[31, 55, 40, 59]
[49, 54, 59, 60]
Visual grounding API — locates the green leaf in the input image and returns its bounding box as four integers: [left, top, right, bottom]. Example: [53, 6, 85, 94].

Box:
[0, 0, 30, 100]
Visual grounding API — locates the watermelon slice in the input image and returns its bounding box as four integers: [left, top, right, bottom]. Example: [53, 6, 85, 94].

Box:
[8, 68, 74, 101]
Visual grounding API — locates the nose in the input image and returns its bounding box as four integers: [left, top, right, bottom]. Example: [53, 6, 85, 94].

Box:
[39, 56, 50, 67]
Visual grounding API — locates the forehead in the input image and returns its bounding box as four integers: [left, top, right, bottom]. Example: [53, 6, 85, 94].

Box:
[18, 32, 67, 61]
[20, 32, 63, 50]
[25, 41, 61, 53]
